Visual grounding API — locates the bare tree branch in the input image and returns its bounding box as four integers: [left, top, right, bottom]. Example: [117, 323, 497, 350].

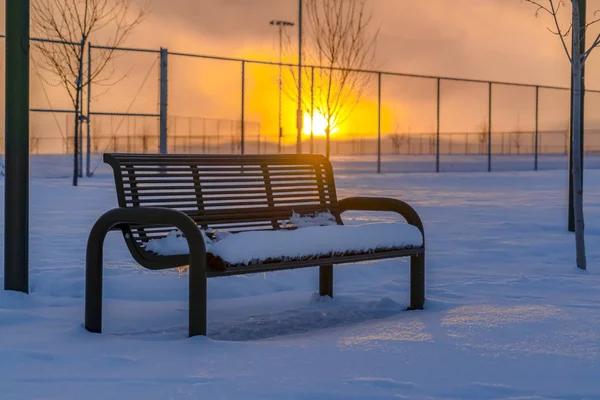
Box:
[31, 0, 148, 186]
[523, 0, 572, 62]
[31, 0, 149, 107]
[283, 0, 379, 157]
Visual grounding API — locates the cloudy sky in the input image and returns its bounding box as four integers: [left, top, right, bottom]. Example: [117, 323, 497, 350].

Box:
[125, 0, 600, 86]
[117, 0, 600, 136]
[4, 0, 600, 142]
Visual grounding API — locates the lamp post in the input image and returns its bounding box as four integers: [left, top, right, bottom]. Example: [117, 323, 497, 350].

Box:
[297, 0, 303, 154]
[270, 20, 295, 154]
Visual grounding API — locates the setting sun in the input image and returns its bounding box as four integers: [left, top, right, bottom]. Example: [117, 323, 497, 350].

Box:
[303, 112, 338, 137]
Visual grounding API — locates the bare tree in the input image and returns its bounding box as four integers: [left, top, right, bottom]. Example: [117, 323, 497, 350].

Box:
[523, 0, 600, 270]
[511, 132, 523, 155]
[389, 134, 407, 155]
[511, 117, 524, 155]
[478, 120, 489, 155]
[285, 0, 379, 158]
[31, 0, 147, 186]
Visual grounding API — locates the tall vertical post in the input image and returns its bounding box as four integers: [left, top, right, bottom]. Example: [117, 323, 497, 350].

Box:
[534, 86, 539, 171]
[488, 82, 492, 172]
[79, 90, 83, 177]
[241, 60, 246, 155]
[310, 66, 314, 154]
[5, 0, 30, 293]
[377, 72, 382, 174]
[569, 0, 586, 232]
[72, 41, 84, 186]
[86, 43, 92, 177]
[296, 0, 303, 154]
[77, 38, 85, 179]
[278, 24, 283, 154]
[159, 48, 168, 154]
[436, 78, 441, 173]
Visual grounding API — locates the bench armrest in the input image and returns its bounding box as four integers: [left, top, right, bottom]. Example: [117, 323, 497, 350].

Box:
[338, 197, 424, 240]
[86, 207, 208, 337]
[88, 207, 206, 255]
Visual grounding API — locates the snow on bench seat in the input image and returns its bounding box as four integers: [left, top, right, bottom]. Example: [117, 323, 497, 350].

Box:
[144, 222, 423, 266]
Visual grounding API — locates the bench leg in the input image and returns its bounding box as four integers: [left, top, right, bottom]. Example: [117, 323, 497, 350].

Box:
[408, 253, 425, 310]
[319, 264, 333, 297]
[85, 228, 105, 334]
[188, 256, 207, 337]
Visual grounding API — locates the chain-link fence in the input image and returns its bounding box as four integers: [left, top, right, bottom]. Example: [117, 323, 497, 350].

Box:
[2, 35, 600, 176]
[86, 46, 600, 174]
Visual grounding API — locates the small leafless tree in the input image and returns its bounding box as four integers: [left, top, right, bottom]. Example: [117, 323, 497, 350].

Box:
[523, 0, 600, 270]
[286, 0, 379, 158]
[511, 117, 524, 155]
[511, 132, 523, 155]
[389, 134, 406, 155]
[478, 120, 489, 155]
[32, 0, 148, 186]
[91, 119, 102, 153]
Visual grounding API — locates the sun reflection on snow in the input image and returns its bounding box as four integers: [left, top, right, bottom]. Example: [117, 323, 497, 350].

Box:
[442, 305, 599, 359]
[442, 305, 562, 329]
[338, 320, 433, 351]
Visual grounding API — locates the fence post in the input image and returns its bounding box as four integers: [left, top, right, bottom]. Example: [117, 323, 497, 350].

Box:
[159, 48, 168, 154]
[377, 72, 382, 174]
[436, 78, 441, 173]
[241, 60, 245, 155]
[488, 82, 492, 172]
[86, 43, 92, 176]
[534, 86, 539, 171]
[310, 66, 314, 154]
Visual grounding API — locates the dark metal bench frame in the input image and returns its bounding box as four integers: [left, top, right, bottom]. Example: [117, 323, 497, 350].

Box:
[85, 154, 425, 337]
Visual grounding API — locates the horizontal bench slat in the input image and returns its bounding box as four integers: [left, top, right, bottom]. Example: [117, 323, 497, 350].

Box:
[125, 176, 321, 183]
[120, 165, 320, 172]
[125, 197, 323, 207]
[125, 171, 322, 179]
[123, 189, 324, 198]
[122, 182, 326, 190]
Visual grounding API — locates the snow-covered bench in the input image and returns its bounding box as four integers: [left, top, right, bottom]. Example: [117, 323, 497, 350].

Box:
[85, 153, 425, 337]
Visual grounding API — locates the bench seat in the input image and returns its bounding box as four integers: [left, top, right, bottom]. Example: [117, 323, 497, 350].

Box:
[144, 222, 423, 270]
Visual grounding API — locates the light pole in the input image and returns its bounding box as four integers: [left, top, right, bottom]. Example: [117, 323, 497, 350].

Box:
[270, 20, 295, 154]
[297, 0, 303, 154]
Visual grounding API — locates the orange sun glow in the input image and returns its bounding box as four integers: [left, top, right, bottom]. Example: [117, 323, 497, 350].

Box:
[303, 112, 338, 137]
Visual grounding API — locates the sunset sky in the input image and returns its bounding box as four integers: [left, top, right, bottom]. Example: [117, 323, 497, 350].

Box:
[125, 0, 600, 85]
[4, 0, 600, 144]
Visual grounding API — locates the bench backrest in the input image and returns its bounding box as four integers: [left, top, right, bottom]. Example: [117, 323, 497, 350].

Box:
[104, 153, 341, 244]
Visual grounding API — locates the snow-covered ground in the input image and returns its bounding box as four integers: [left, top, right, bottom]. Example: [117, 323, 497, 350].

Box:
[1, 157, 600, 399]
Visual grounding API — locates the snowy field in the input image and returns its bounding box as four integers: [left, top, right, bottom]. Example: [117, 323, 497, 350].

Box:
[1, 156, 600, 399]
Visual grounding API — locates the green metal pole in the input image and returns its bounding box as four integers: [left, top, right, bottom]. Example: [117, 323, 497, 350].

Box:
[5, 0, 30, 293]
